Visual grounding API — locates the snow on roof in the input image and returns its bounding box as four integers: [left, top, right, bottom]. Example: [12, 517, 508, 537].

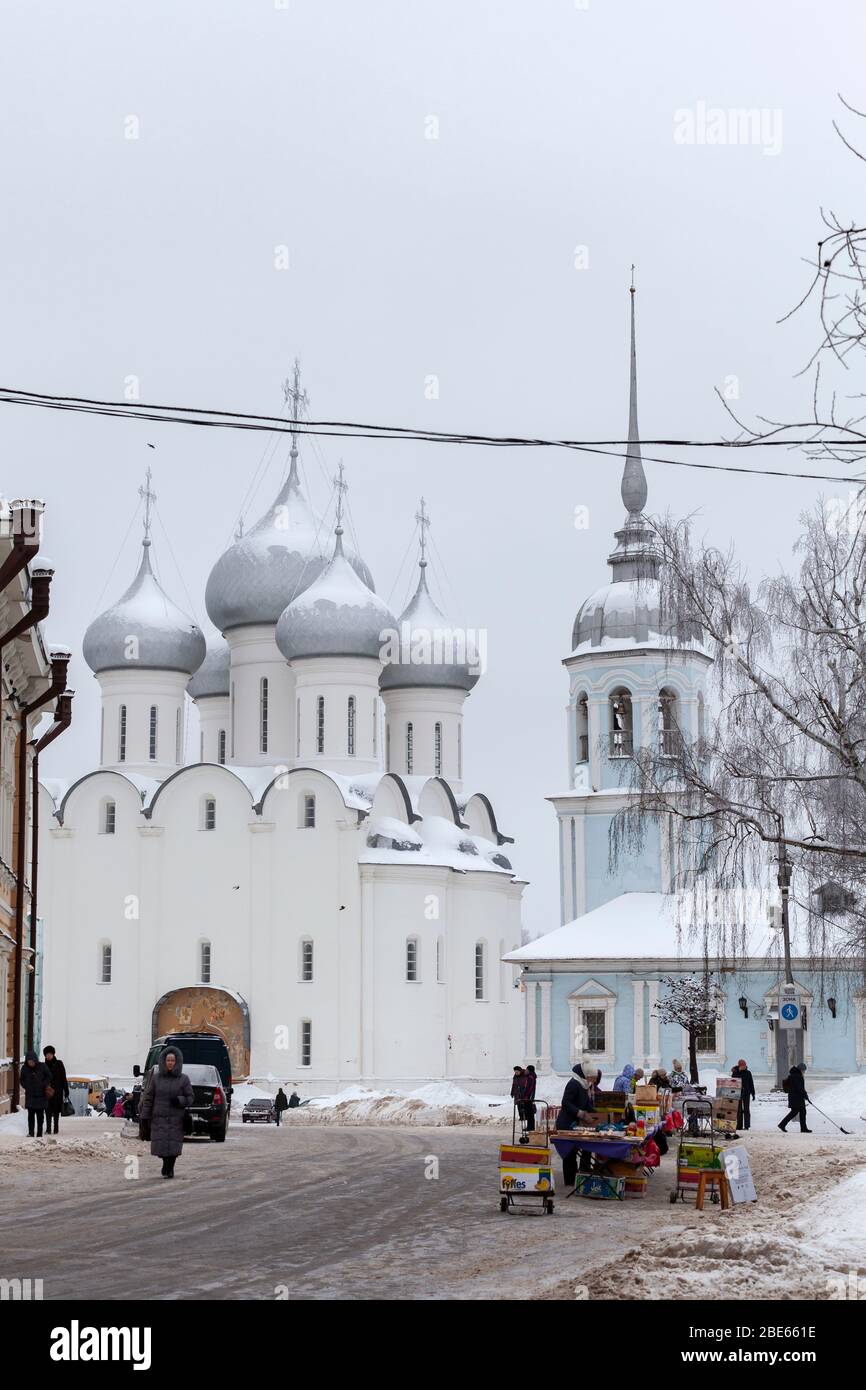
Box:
[504, 891, 782, 964]
[361, 813, 516, 876]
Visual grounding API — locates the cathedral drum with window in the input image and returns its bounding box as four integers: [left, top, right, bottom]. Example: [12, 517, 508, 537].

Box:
[38, 458, 523, 1087]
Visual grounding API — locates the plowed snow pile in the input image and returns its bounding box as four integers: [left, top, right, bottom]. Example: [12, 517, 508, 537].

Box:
[0, 1134, 129, 1169]
[293, 1083, 511, 1127]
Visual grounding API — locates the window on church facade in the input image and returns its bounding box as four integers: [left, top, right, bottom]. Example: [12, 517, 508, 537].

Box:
[694, 1020, 717, 1053]
[575, 694, 589, 764]
[149, 706, 158, 761]
[300, 939, 314, 982]
[202, 797, 216, 831]
[200, 940, 211, 983]
[102, 800, 116, 835]
[296, 698, 300, 757]
[218, 729, 226, 765]
[372, 700, 377, 755]
[118, 705, 127, 762]
[474, 941, 486, 1000]
[406, 937, 419, 982]
[260, 677, 269, 753]
[347, 696, 355, 755]
[99, 942, 112, 984]
[608, 689, 633, 758]
[436, 935, 444, 983]
[301, 794, 316, 829]
[300, 1019, 312, 1067]
[406, 722, 413, 774]
[658, 688, 681, 758]
[434, 722, 442, 776]
[582, 1008, 606, 1053]
[317, 696, 325, 754]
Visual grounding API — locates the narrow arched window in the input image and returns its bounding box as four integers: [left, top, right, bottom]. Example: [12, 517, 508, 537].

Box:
[118, 705, 127, 763]
[202, 797, 216, 831]
[149, 705, 158, 761]
[434, 722, 442, 776]
[299, 1019, 312, 1068]
[200, 940, 211, 983]
[100, 708, 105, 762]
[300, 938, 314, 982]
[474, 941, 486, 1000]
[200, 731, 204, 763]
[230, 681, 235, 759]
[697, 691, 706, 741]
[260, 677, 269, 753]
[300, 793, 316, 829]
[347, 696, 356, 755]
[406, 722, 414, 775]
[101, 800, 116, 835]
[575, 693, 589, 765]
[218, 729, 226, 765]
[372, 700, 377, 755]
[386, 723, 391, 772]
[406, 937, 419, 982]
[99, 942, 112, 984]
[296, 698, 301, 756]
[317, 696, 325, 754]
[658, 688, 680, 759]
[176, 708, 182, 764]
[458, 723, 463, 779]
[609, 688, 633, 758]
[436, 935, 445, 983]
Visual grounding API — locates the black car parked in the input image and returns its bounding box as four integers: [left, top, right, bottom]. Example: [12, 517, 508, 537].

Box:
[135, 1032, 233, 1143]
[138, 1061, 228, 1143]
[242, 1097, 276, 1124]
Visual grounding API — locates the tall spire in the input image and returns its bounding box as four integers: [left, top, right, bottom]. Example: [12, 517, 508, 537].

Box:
[621, 272, 648, 516]
[415, 497, 430, 569]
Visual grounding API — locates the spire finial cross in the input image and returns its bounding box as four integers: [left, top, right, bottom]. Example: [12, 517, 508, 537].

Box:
[333, 460, 348, 533]
[139, 465, 157, 545]
[283, 357, 309, 478]
[415, 496, 430, 567]
[630, 263, 636, 294]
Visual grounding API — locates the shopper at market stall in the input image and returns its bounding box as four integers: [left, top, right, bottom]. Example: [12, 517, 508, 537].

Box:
[630, 1068, 645, 1092]
[556, 1063, 601, 1187]
[520, 1064, 537, 1134]
[732, 1059, 757, 1130]
[613, 1063, 635, 1093]
[670, 1060, 688, 1090]
[778, 1062, 812, 1133]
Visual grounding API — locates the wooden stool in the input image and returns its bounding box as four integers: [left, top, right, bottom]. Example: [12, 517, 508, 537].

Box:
[695, 1170, 730, 1210]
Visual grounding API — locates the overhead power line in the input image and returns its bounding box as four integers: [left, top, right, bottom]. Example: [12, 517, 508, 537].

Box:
[2, 384, 866, 485]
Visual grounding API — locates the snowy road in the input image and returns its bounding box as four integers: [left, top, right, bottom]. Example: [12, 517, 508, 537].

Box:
[0, 1113, 864, 1300]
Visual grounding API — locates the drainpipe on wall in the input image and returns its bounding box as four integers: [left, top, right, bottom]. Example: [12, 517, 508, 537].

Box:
[25, 667, 72, 1052]
[8, 569, 57, 1111]
[0, 554, 53, 789]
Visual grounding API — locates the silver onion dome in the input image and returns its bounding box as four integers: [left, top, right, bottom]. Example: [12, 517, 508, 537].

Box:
[275, 530, 395, 663]
[205, 461, 374, 634]
[83, 542, 206, 676]
[186, 643, 230, 699]
[379, 563, 480, 692]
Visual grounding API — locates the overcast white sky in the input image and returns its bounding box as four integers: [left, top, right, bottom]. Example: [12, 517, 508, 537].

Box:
[1, 0, 862, 936]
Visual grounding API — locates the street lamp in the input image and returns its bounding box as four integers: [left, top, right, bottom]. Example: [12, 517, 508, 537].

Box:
[827, 997, 837, 1019]
[738, 995, 749, 1018]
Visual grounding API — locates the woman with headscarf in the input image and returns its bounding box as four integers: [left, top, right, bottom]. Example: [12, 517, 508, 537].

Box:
[138, 1044, 194, 1178]
[556, 1062, 601, 1188]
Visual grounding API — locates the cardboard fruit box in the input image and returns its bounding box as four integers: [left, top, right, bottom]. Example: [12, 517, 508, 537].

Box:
[679, 1142, 721, 1169]
[634, 1084, 658, 1102]
[595, 1090, 627, 1110]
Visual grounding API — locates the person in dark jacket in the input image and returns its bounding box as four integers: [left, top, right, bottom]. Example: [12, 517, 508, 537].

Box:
[519, 1065, 537, 1139]
[20, 1051, 53, 1137]
[101, 1085, 118, 1118]
[732, 1058, 757, 1130]
[138, 1045, 194, 1177]
[288, 1091, 300, 1108]
[778, 1062, 812, 1133]
[42, 1046, 69, 1135]
[556, 1063, 600, 1187]
[274, 1087, 289, 1126]
[510, 1066, 525, 1102]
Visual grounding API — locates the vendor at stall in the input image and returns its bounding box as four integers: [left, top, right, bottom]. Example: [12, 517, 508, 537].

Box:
[556, 1062, 601, 1187]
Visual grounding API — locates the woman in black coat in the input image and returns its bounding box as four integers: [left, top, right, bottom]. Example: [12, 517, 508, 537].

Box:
[138, 1045, 194, 1177]
[19, 1051, 52, 1137]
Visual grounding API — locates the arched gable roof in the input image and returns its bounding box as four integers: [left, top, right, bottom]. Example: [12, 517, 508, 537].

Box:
[257, 765, 368, 818]
[145, 762, 259, 819]
[369, 772, 421, 826]
[418, 776, 468, 828]
[460, 791, 513, 846]
[53, 768, 153, 827]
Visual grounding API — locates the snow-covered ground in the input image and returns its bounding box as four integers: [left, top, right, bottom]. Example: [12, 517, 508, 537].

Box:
[229, 1079, 513, 1126]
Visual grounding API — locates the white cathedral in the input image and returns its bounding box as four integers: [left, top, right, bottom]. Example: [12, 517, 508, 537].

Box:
[39, 428, 524, 1087]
